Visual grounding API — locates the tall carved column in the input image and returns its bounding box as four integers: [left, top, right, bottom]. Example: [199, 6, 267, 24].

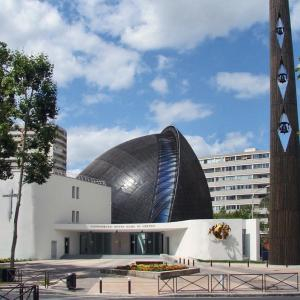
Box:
[269, 0, 300, 264]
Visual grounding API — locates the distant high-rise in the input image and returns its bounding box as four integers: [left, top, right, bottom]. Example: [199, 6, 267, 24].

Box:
[10, 126, 67, 175]
[269, 0, 300, 264]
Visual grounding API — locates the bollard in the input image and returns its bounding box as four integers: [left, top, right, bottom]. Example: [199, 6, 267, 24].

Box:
[99, 277, 102, 293]
[128, 277, 131, 294]
[228, 261, 231, 267]
[188, 259, 190, 266]
[66, 273, 76, 290]
[44, 271, 48, 288]
[210, 260, 212, 267]
[193, 260, 195, 267]
[179, 257, 181, 264]
[286, 264, 288, 268]
[247, 260, 250, 268]
[266, 260, 269, 268]
[33, 285, 39, 300]
[183, 258, 185, 265]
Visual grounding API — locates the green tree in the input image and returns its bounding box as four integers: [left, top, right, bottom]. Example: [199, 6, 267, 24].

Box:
[213, 206, 252, 219]
[0, 42, 58, 268]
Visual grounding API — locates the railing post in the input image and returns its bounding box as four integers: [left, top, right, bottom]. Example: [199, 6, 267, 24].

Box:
[158, 275, 160, 294]
[128, 277, 131, 294]
[19, 283, 24, 300]
[99, 277, 102, 293]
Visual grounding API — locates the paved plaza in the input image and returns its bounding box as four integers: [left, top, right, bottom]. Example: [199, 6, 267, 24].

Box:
[5, 257, 300, 298]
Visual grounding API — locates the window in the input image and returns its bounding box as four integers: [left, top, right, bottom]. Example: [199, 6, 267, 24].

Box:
[253, 163, 269, 169]
[225, 156, 235, 161]
[253, 153, 269, 159]
[72, 186, 75, 198]
[236, 165, 252, 170]
[76, 187, 80, 199]
[204, 168, 214, 173]
[226, 195, 236, 200]
[207, 178, 214, 182]
[72, 211, 79, 223]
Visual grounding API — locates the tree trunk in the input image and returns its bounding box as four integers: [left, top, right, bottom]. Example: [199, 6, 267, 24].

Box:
[10, 127, 27, 268]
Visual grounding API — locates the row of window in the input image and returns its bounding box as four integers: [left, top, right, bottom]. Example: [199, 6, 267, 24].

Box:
[72, 186, 80, 199]
[200, 153, 269, 165]
[72, 210, 80, 223]
[204, 163, 270, 173]
[212, 193, 266, 201]
[209, 184, 268, 192]
[207, 173, 269, 183]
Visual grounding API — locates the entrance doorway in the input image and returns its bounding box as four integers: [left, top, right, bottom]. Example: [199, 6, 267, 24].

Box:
[51, 240, 57, 259]
[64, 237, 70, 255]
[130, 232, 163, 255]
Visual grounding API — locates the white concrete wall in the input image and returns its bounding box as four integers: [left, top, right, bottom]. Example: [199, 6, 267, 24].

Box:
[165, 219, 258, 261]
[0, 174, 111, 260]
[33, 175, 111, 259]
[245, 219, 260, 260]
[0, 175, 36, 259]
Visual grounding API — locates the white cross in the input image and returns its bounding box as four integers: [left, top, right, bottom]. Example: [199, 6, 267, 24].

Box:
[2, 189, 18, 221]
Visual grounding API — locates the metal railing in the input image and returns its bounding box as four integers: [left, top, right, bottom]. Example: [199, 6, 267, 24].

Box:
[158, 272, 299, 294]
[0, 284, 39, 300]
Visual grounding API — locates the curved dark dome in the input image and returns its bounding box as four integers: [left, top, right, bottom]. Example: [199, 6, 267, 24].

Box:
[80, 126, 212, 223]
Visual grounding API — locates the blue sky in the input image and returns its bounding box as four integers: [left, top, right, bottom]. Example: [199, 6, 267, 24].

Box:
[1, 0, 300, 175]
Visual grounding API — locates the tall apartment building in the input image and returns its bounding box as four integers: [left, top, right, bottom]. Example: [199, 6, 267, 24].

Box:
[9, 125, 67, 175]
[199, 148, 270, 214]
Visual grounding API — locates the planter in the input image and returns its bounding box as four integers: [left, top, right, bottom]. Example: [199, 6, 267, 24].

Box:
[99, 267, 200, 279]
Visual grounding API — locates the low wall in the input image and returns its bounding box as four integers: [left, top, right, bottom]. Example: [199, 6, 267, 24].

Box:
[99, 267, 200, 279]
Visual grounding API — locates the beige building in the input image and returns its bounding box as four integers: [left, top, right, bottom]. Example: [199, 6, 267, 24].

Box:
[199, 148, 270, 214]
[10, 125, 67, 175]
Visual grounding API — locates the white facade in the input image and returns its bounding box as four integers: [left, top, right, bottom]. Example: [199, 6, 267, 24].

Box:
[0, 172, 260, 261]
[199, 148, 270, 213]
[0, 173, 111, 259]
[55, 219, 259, 261]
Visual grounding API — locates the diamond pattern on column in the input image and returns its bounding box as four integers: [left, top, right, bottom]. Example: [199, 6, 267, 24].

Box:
[277, 61, 288, 100]
[276, 16, 284, 48]
[277, 112, 292, 152]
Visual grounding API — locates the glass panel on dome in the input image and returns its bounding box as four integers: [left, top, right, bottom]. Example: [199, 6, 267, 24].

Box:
[277, 113, 292, 152]
[277, 61, 288, 100]
[276, 16, 284, 48]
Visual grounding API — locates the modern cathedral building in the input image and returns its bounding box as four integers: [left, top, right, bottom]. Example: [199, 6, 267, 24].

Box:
[0, 126, 259, 261]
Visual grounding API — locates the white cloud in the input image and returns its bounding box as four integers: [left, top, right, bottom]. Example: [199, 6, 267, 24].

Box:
[157, 55, 172, 70]
[186, 131, 254, 157]
[150, 99, 212, 127]
[77, 0, 268, 51]
[214, 72, 269, 99]
[291, 0, 300, 34]
[67, 126, 145, 170]
[0, 0, 140, 90]
[83, 93, 111, 105]
[150, 77, 169, 94]
[67, 125, 253, 172]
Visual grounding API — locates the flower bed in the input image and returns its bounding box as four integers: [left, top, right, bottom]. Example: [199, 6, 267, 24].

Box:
[116, 263, 187, 272]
